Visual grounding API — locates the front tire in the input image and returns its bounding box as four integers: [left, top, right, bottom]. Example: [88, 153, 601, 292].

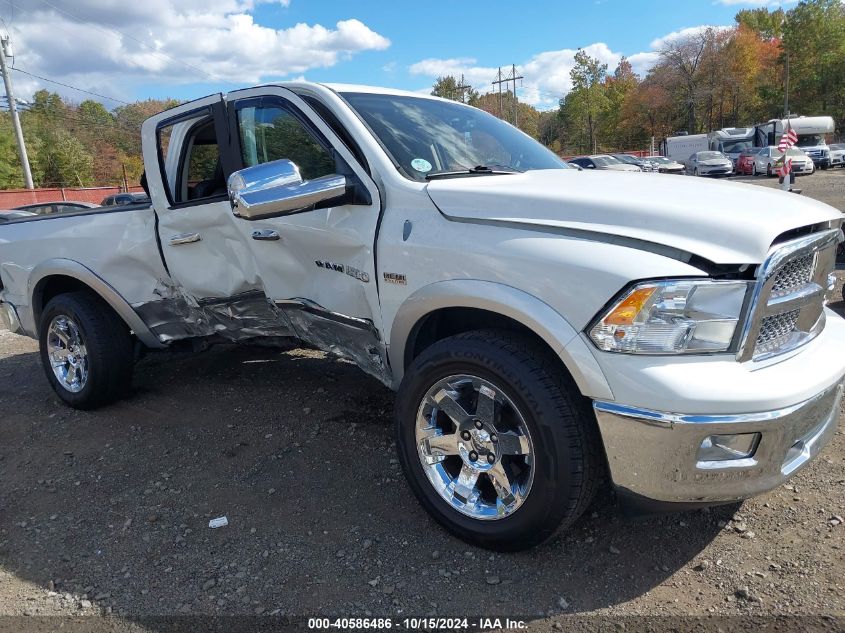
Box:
[39, 291, 134, 409]
[751, 163, 758, 176]
[395, 330, 601, 551]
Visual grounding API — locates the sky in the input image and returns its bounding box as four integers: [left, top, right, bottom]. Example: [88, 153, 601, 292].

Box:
[0, 0, 797, 111]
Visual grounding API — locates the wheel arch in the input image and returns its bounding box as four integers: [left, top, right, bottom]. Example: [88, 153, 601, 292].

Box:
[388, 280, 613, 400]
[29, 259, 164, 348]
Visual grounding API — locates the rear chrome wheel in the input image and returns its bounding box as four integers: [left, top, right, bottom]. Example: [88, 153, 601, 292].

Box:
[39, 291, 134, 409]
[415, 374, 534, 520]
[47, 315, 89, 393]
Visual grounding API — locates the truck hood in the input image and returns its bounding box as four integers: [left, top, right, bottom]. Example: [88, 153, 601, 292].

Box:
[425, 169, 842, 264]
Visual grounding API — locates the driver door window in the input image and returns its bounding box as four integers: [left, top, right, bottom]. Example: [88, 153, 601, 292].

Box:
[237, 104, 335, 180]
[157, 114, 226, 204]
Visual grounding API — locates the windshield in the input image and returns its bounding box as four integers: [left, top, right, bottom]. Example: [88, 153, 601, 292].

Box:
[795, 134, 824, 147]
[341, 92, 567, 180]
[650, 156, 670, 164]
[721, 139, 753, 153]
[613, 155, 639, 164]
[698, 151, 724, 160]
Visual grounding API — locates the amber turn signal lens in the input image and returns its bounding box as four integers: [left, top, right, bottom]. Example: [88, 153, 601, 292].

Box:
[603, 286, 657, 326]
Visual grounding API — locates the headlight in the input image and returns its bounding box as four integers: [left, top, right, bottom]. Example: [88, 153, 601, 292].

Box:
[589, 279, 750, 354]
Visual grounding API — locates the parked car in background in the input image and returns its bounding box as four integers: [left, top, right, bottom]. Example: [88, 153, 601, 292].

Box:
[752, 147, 814, 177]
[0, 210, 38, 223]
[566, 161, 583, 171]
[648, 156, 684, 174]
[734, 150, 758, 176]
[829, 143, 844, 168]
[568, 155, 641, 172]
[685, 151, 733, 177]
[14, 201, 99, 216]
[611, 154, 656, 172]
[100, 192, 150, 206]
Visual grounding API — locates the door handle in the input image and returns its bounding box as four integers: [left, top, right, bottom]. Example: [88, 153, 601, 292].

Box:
[170, 232, 201, 245]
[251, 229, 280, 241]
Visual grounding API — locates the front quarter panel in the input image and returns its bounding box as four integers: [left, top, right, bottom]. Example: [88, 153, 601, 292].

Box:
[379, 185, 707, 392]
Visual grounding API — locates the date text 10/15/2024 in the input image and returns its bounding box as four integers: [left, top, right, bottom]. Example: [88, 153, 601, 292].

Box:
[308, 617, 528, 630]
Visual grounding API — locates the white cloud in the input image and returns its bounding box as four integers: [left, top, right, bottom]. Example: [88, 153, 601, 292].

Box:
[409, 44, 628, 110]
[650, 25, 732, 49]
[408, 24, 739, 110]
[6, 0, 389, 104]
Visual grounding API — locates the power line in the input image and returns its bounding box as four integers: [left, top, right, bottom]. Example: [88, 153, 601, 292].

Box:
[10, 68, 130, 104]
[491, 65, 524, 125]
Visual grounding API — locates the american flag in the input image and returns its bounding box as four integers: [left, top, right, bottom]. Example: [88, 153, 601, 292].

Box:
[778, 126, 798, 151]
[776, 123, 797, 178]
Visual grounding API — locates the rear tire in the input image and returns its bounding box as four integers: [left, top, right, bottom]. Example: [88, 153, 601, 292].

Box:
[39, 291, 134, 409]
[395, 329, 602, 551]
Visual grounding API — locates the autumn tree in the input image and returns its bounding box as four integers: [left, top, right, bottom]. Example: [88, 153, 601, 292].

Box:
[658, 28, 720, 133]
[736, 7, 785, 39]
[782, 0, 845, 119]
[474, 90, 540, 137]
[431, 75, 479, 104]
[599, 57, 638, 148]
[559, 49, 609, 152]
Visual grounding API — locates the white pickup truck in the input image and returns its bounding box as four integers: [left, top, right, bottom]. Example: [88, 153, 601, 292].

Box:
[1, 83, 843, 550]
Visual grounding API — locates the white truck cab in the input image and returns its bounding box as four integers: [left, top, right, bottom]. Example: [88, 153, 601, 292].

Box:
[709, 127, 756, 166]
[756, 116, 835, 169]
[1, 83, 843, 550]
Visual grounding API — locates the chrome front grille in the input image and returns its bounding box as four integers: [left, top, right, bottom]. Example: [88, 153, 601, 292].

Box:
[770, 253, 814, 295]
[755, 309, 801, 355]
[738, 228, 839, 362]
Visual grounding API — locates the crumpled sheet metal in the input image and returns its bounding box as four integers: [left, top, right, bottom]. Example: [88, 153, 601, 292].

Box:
[133, 279, 392, 386]
[283, 303, 391, 386]
[133, 280, 295, 343]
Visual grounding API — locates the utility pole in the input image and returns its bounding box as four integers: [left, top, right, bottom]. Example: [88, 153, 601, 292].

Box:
[510, 64, 523, 127]
[492, 67, 504, 117]
[783, 50, 790, 118]
[0, 36, 33, 189]
[454, 74, 472, 104]
[492, 65, 523, 126]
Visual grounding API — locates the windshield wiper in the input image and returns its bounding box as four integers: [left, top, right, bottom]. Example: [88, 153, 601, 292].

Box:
[425, 165, 521, 180]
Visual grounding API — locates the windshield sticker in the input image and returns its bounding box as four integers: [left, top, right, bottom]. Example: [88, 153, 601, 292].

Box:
[411, 158, 433, 173]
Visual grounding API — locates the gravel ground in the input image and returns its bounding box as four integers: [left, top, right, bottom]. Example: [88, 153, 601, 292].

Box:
[0, 170, 844, 632]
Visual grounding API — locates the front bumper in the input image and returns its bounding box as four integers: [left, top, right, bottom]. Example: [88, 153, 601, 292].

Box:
[593, 376, 842, 504]
[699, 167, 733, 176]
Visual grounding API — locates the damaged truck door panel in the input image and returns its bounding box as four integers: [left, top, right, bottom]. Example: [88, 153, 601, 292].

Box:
[1, 82, 844, 551]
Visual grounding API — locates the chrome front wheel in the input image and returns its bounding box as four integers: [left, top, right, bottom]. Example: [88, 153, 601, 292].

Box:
[46, 315, 89, 393]
[415, 374, 535, 520]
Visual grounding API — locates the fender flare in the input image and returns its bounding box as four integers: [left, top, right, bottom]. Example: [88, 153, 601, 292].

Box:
[388, 279, 613, 400]
[28, 258, 165, 349]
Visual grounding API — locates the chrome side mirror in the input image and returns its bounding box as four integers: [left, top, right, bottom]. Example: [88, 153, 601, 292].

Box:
[228, 159, 347, 220]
